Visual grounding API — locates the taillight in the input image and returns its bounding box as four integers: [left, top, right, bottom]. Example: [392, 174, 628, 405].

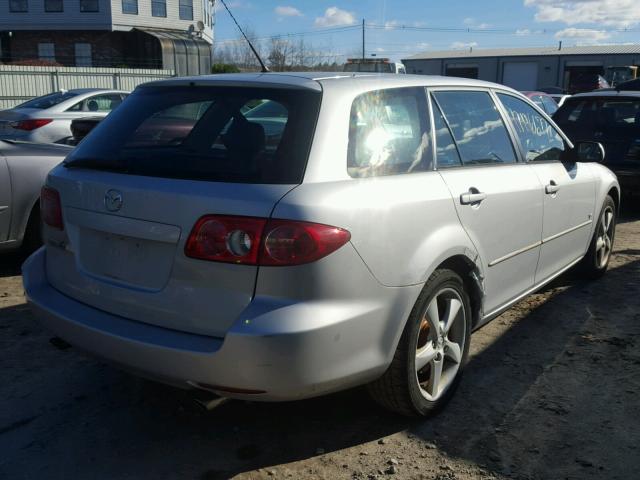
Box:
[11, 119, 53, 131]
[261, 219, 351, 266]
[41, 186, 63, 230]
[184, 215, 350, 266]
[185, 216, 267, 265]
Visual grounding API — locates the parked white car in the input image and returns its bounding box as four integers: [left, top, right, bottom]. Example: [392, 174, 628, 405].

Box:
[0, 89, 129, 144]
[0, 140, 72, 252]
[23, 73, 619, 416]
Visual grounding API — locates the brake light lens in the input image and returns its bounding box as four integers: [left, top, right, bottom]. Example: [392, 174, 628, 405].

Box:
[185, 215, 350, 266]
[11, 119, 53, 131]
[261, 220, 351, 266]
[41, 186, 63, 230]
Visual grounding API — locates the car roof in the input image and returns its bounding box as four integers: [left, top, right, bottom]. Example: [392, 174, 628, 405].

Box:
[65, 88, 128, 94]
[142, 72, 519, 95]
[569, 90, 640, 99]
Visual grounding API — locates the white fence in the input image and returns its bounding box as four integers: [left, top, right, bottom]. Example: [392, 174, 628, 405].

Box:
[0, 65, 176, 109]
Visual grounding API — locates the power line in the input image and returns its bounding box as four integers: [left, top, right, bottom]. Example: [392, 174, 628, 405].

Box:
[215, 24, 360, 45]
[366, 22, 640, 35]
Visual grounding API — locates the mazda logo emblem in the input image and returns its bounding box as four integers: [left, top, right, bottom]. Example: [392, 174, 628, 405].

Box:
[104, 189, 123, 212]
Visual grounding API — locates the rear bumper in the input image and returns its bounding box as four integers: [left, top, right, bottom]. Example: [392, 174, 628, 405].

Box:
[23, 248, 416, 401]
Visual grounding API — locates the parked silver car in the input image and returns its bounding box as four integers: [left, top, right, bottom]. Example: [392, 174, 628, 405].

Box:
[0, 140, 72, 252]
[0, 89, 129, 144]
[23, 73, 619, 416]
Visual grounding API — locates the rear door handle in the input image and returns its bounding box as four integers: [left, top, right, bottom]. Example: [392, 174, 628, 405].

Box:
[460, 191, 487, 205]
[545, 181, 559, 195]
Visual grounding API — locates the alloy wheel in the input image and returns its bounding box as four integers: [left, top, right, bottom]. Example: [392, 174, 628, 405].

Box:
[595, 206, 614, 269]
[415, 287, 466, 401]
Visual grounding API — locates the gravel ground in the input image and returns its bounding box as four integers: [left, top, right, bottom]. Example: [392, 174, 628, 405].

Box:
[1, 212, 639, 480]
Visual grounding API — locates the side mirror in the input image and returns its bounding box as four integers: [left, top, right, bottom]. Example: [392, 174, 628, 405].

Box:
[574, 141, 605, 163]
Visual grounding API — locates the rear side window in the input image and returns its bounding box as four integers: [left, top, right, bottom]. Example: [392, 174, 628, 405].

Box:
[555, 97, 640, 136]
[348, 87, 432, 177]
[432, 99, 462, 168]
[64, 86, 321, 184]
[432, 91, 517, 165]
[498, 93, 566, 162]
[67, 94, 124, 113]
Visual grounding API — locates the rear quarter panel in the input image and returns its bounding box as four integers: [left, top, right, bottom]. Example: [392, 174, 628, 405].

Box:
[273, 173, 481, 288]
[5, 145, 70, 243]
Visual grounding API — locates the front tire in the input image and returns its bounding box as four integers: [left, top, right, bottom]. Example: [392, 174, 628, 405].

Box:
[368, 269, 472, 416]
[580, 195, 616, 279]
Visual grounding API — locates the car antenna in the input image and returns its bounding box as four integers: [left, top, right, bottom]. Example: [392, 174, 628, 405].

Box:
[218, 0, 269, 73]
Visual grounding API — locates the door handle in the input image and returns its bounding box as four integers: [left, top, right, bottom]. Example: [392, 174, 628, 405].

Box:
[545, 181, 559, 195]
[460, 191, 487, 205]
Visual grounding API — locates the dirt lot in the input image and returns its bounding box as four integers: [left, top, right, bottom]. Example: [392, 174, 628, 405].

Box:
[1, 214, 640, 480]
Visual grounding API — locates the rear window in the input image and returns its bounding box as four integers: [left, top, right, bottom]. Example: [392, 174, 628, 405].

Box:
[64, 86, 321, 184]
[555, 97, 640, 130]
[16, 91, 78, 109]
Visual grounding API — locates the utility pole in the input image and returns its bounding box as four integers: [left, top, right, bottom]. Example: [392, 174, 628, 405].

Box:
[362, 18, 365, 60]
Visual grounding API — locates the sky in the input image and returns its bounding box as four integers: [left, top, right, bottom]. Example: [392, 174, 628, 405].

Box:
[213, 0, 640, 62]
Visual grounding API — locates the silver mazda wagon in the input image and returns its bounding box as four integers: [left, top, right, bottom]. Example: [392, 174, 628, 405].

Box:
[23, 73, 619, 416]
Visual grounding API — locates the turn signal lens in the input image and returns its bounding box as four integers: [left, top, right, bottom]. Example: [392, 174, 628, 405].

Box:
[12, 119, 53, 131]
[185, 215, 350, 266]
[41, 186, 64, 230]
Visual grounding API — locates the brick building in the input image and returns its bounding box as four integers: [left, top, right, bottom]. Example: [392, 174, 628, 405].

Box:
[0, 0, 213, 75]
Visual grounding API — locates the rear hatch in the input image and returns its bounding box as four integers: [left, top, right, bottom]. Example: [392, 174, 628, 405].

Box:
[45, 82, 321, 338]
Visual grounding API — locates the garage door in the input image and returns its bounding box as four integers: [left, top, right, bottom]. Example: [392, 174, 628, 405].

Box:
[502, 62, 538, 90]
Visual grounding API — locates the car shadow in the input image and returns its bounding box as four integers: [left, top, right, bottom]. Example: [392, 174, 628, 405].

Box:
[0, 251, 28, 278]
[1, 260, 639, 479]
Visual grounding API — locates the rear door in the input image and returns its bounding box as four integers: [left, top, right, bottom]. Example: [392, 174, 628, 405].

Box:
[45, 84, 321, 338]
[431, 89, 544, 315]
[0, 151, 10, 241]
[497, 92, 595, 283]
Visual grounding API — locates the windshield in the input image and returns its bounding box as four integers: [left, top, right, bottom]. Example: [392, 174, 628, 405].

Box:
[606, 68, 636, 86]
[16, 91, 78, 109]
[64, 86, 321, 184]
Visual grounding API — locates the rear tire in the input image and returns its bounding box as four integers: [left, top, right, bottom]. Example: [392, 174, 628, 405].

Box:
[22, 207, 43, 254]
[367, 269, 472, 417]
[580, 195, 616, 279]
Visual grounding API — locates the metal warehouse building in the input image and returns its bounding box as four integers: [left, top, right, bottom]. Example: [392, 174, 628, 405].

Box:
[402, 45, 640, 91]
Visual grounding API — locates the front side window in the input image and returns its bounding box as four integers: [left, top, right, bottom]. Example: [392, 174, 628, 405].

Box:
[151, 0, 166, 16]
[541, 96, 558, 115]
[44, 0, 63, 11]
[432, 91, 517, 165]
[64, 86, 321, 184]
[37, 43, 55, 62]
[179, 0, 193, 20]
[80, 0, 99, 12]
[122, 0, 137, 14]
[9, 0, 28, 11]
[348, 87, 432, 178]
[498, 93, 566, 162]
